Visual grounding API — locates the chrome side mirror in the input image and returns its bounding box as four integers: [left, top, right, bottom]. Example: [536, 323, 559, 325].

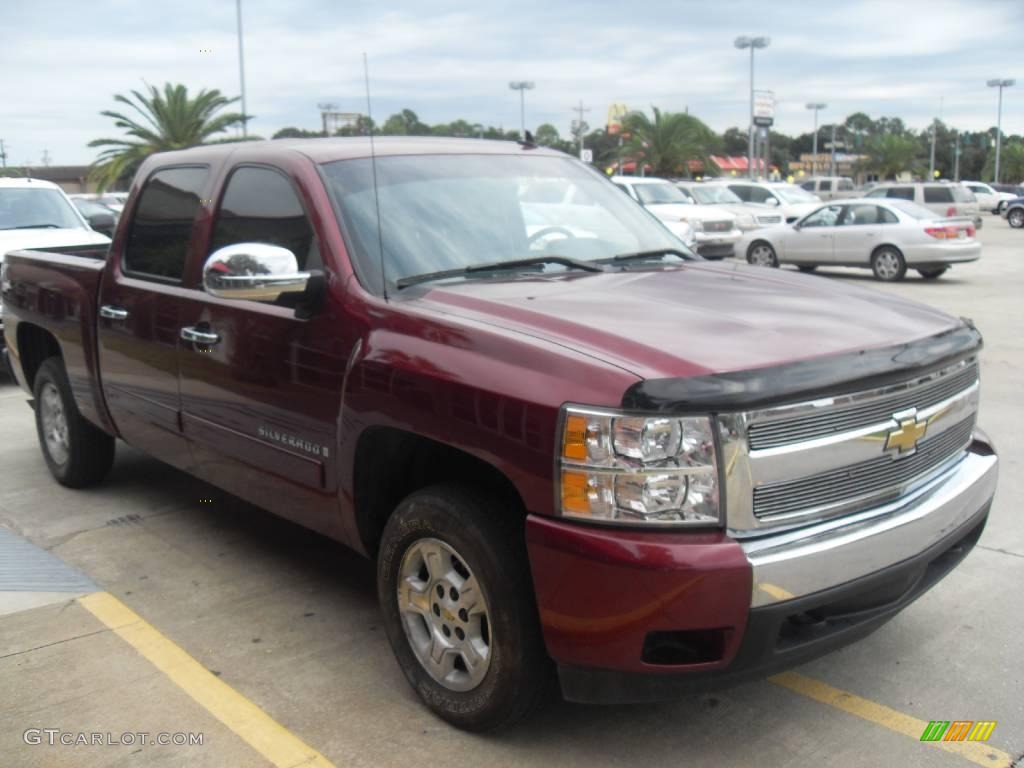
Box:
[203, 243, 310, 301]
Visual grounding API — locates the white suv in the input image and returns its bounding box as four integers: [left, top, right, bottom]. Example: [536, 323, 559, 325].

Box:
[864, 182, 982, 227]
[723, 181, 822, 223]
[961, 181, 1018, 214]
[612, 176, 741, 259]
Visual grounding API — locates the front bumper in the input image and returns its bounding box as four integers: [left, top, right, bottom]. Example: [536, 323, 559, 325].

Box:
[694, 230, 741, 259]
[527, 435, 997, 704]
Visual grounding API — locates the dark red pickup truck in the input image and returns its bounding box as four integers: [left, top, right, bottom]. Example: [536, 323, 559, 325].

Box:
[1, 138, 999, 730]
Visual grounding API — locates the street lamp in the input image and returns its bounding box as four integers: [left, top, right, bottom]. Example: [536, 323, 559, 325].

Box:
[734, 36, 770, 179]
[987, 78, 1015, 184]
[806, 103, 826, 177]
[236, 0, 248, 136]
[508, 81, 535, 139]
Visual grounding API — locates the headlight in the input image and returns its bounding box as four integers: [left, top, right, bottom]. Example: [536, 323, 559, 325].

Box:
[736, 214, 756, 230]
[680, 218, 704, 232]
[558, 406, 720, 526]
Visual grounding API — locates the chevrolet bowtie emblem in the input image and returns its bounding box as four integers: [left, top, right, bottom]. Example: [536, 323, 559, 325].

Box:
[885, 412, 929, 455]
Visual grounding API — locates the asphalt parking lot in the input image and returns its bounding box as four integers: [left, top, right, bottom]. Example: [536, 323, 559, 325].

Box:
[1, 217, 1021, 768]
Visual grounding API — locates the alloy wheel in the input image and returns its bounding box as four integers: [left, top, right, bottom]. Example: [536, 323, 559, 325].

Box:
[397, 537, 492, 692]
[874, 250, 901, 280]
[39, 382, 70, 466]
[749, 244, 776, 267]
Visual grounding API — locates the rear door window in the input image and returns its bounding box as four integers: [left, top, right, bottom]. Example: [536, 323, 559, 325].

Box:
[728, 184, 752, 202]
[124, 166, 209, 280]
[210, 166, 320, 270]
[886, 187, 915, 201]
[923, 186, 954, 203]
[819, 180, 832, 191]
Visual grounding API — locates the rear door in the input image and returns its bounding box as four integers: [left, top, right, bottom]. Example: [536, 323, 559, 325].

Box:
[96, 165, 210, 468]
[176, 163, 348, 535]
[832, 203, 896, 264]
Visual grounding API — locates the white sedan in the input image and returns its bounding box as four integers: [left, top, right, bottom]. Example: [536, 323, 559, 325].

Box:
[737, 198, 981, 281]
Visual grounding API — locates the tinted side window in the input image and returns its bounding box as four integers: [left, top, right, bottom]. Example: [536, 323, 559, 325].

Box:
[124, 167, 208, 280]
[841, 204, 880, 225]
[839, 179, 855, 191]
[865, 187, 887, 198]
[800, 181, 815, 191]
[747, 186, 772, 204]
[728, 184, 752, 202]
[210, 167, 319, 270]
[923, 186, 953, 204]
[819, 180, 832, 191]
[886, 187, 914, 200]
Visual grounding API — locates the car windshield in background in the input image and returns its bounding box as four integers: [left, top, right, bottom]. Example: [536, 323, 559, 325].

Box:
[691, 186, 743, 204]
[773, 185, 818, 203]
[0, 188, 83, 230]
[633, 183, 690, 205]
[321, 154, 691, 293]
[888, 200, 942, 220]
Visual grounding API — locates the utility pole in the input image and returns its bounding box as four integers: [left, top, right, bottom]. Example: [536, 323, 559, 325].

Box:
[735, 36, 770, 179]
[830, 123, 837, 176]
[953, 131, 961, 182]
[987, 79, 1015, 184]
[508, 81, 535, 139]
[571, 100, 590, 160]
[236, 0, 248, 136]
[806, 103, 826, 176]
[41, 149, 51, 167]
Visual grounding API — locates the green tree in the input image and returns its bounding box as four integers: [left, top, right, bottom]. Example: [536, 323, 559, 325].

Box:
[619, 107, 717, 176]
[88, 83, 246, 190]
[981, 141, 1024, 183]
[864, 133, 923, 179]
[273, 126, 325, 139]
[534, 123, 562, 147]
[721, 127, 748, 156]
[381, 109, 431, 135]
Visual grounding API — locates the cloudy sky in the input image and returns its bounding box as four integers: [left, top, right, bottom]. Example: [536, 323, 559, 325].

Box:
[3, 0, 1022, 166]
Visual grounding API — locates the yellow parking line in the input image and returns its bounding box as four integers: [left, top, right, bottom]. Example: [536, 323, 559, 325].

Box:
[78, 592, 335, 768]
[770, 671, 1012, 767]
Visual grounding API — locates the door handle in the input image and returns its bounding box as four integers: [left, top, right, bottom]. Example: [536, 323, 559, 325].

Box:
[99, 305, 129, 320]
[180, 326, 221, 345]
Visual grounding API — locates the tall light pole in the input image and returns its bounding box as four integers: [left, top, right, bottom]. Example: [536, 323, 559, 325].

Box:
[509, 81, 535, 139]
[987, 78, 1015, 184]
[805, 103, 826, 177]
[236, 0, 248, 136]
[734, 36, 769, 179]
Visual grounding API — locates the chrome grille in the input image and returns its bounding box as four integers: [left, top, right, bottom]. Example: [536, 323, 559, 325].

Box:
[753, 415, 974, 520]
[756, 215, 783, 225]
[748, 362, 978, 450]
[703, 220, 732, 233]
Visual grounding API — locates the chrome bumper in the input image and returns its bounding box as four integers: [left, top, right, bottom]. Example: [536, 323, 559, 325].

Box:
[741, 435, 998, 607]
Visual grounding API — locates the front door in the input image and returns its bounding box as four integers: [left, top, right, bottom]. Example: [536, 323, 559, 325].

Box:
[176, 164, 349, 537]
[780, 204, 842, 264]
[96, 165, 210, 468]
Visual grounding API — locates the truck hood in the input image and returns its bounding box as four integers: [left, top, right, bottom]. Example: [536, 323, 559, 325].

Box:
[0, 228, 110, 257]
[643, 203, 736, 223]
[412, 262, 961, 381]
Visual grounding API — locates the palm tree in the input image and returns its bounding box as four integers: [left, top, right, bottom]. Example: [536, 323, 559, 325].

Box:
[619, 108, 716, 176]
[89, 83, 247, 190]
[864, 133, 923, 179]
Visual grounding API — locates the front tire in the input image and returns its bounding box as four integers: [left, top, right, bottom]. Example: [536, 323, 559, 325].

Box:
[377, 485, 549, 731]
[917, 267, 948, 279]
[33, 357, 115, 487]
[747, 241, 778, 267]
[871, 247, 907, 281]
[1008, 208, 1024, 228]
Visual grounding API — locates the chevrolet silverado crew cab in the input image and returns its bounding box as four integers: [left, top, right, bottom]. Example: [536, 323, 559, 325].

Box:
[1, 138, 999, 731]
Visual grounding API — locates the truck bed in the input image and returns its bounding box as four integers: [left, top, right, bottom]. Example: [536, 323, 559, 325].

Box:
[2, 247, 112, 432]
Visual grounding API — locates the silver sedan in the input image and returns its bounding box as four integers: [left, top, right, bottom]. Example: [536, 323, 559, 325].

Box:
[737, 198, 981, 281]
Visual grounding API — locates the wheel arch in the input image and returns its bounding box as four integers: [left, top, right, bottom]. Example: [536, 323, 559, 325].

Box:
[15, 322, 62, 392]
[353, 426, 528, 558]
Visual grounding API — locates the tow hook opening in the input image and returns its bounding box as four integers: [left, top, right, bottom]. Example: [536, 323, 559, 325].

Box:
[642, 629, 728, 666]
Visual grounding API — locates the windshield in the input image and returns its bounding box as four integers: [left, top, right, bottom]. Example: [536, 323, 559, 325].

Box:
[772, 185, 819, 204]
[321, 155, 692, 293]
[0, 188, 84, 230]
[633, 183, 689, 205]
[690, 186, 743, 204]
[888, 200, 940, 220]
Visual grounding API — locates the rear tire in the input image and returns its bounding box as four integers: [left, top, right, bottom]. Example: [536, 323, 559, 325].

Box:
[747, 241, 778, 267]
[377, 484, 549, 731]
[33, 357, 115, 487]
[871, 246, 906, 281]
[1008, 208, 1024, 228]
[917, 267, 948, 279]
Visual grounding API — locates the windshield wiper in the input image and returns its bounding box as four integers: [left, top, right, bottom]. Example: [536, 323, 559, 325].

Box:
[0, 223, 63, 230]
[396, 256, 605, 290]
[596, 248, 692, 265]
